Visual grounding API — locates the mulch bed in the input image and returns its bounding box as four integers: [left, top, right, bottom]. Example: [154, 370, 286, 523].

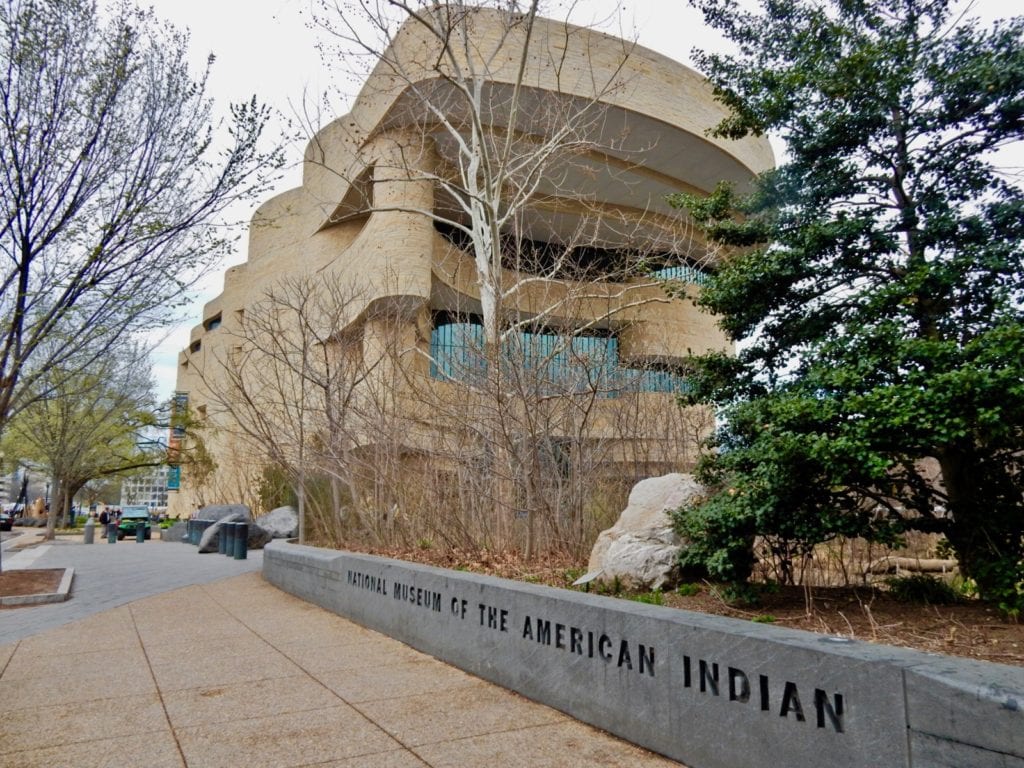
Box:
[0, 568, 64, 606]
[337, 543, 1024, 666]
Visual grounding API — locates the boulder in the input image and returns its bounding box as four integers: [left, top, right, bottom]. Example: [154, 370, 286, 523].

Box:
[258, 506, 298, 538]
[196, 504, 251, 523]
[586, 473, 705, 591]
[197, 512, 247, 553]
[198, 514, 274, 553]
[161, 521, 188, 542]
[246, 524, 274, 550]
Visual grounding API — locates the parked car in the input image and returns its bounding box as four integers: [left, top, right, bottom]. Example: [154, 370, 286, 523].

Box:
[0, 510, 12, 532]
[117, 506, 152, 540]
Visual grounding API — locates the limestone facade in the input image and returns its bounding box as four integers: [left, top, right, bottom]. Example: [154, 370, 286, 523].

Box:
[167, 8, 773, 520]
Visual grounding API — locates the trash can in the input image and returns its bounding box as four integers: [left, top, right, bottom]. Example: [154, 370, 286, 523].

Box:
[107, 522, 117, 544]
[233, 522, 247, 560]
[83, 517, 95, 544]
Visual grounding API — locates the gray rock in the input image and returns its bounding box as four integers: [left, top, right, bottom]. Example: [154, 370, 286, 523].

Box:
[198, 515, 273, 553]
[586, 473, 705, 591]
[258, 506, 298, 538]
[196, 504, 251, 522]
[197, 513, 247, 553]
[161, 521, 188, 542]
[246, 523, 274, 550]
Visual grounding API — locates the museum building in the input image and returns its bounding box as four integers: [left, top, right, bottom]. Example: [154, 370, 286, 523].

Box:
[166, 8, 773, 520]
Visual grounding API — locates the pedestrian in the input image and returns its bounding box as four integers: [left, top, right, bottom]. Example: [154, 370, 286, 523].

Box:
[99, 509, 109, 527]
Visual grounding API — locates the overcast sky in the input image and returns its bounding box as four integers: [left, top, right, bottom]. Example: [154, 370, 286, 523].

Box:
[142, 0, 1019, 401]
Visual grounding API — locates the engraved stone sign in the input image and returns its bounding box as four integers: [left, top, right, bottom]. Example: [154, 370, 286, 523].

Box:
[264, 542, 1024, 768]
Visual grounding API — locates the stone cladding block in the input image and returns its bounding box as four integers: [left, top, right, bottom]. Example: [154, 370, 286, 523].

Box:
[262, 542, 1024, 768]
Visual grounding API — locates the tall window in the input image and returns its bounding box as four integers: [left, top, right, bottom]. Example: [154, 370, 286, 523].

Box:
[430, 314, 689, 396]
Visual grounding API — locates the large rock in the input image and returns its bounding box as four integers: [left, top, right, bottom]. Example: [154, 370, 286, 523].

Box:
[196, 504, 251, 522]
[161, 521, 188, 542]
[247, 524, 274, 550]
[586, 473, 705, 591]
[197, 513, 246, 553]
[198, 515, 274, 553]
[258, 506, 298, 539]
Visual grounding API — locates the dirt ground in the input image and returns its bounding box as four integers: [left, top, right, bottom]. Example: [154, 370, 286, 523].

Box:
[0, 568, 63, 604]
[351, 545, 1024, 667]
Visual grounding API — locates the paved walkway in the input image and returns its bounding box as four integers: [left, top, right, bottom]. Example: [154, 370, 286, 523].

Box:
[0, 536, 682, 767]
[0, 531, 262, 645]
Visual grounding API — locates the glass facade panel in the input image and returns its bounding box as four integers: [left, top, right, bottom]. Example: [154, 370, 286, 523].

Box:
[652, 265, 709, 286]
[430, 322, 689, 396]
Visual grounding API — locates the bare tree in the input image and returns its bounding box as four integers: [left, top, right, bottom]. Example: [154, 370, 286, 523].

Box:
[0, 0, 283, 434]
[298, 3, 716, 543]
[396, 292, 709, 560]
[193, 274, 380, 543]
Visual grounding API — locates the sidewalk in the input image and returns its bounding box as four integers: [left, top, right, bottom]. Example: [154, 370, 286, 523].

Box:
[0, 531, 262, 645]
[0, 547, 682, 767]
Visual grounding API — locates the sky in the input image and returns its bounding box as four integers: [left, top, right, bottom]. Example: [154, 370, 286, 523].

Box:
[141, 0, 1019, 402]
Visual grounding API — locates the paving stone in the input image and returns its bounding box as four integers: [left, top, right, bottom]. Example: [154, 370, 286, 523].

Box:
[276, 637, 426, 675]
[0, 641, 15, 670]
[174, 704, 399, 768]
[142, 630, 272, 666]
[148, 645, 305, 693]
[318, 658, 478, 702]
[2, 729, 184, 768]
[414, 721, 682, 768]
[355, 680, 567, 747]
[312, 750, 430, 768]
[0, 645, 138, 681]
[162, 674, 344, 728]
[0, 658, 156, 710]
[0, 541, 262, 646]
[0, 693, 167, 753]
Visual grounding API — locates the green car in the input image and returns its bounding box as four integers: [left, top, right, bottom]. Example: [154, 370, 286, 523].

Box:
[117, 506, 152, 540]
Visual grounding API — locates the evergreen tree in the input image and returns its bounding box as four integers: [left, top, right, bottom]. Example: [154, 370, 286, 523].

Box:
[671, 0, 1024, 607]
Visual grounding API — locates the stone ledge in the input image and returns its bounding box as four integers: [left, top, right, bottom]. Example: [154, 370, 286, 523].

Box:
[0, 567, 73, 607]
[262, 541, 1024, 768]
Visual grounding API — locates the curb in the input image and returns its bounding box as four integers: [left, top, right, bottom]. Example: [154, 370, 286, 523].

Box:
[0, 567, 74, 607]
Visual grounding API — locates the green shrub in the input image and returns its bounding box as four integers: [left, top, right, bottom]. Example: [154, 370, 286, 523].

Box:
[970, 558, 1024, 620]
[716, 582, 763, 608]
[675, 583, 702, 597]
[630, 590, 664, 606]
[596, 575, 623, 596]
[562, 567, 585, 585]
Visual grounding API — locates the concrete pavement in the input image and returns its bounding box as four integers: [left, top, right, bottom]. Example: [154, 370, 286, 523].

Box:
[0, 530, 262, 645]
[0, 536, 682, 767]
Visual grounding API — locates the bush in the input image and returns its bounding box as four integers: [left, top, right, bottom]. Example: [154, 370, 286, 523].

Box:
[970, 558, 1024, 620]
[630, 590, 664, 606]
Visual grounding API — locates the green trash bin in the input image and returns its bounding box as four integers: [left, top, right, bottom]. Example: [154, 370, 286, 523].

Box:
[233, 522, 248, 560]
